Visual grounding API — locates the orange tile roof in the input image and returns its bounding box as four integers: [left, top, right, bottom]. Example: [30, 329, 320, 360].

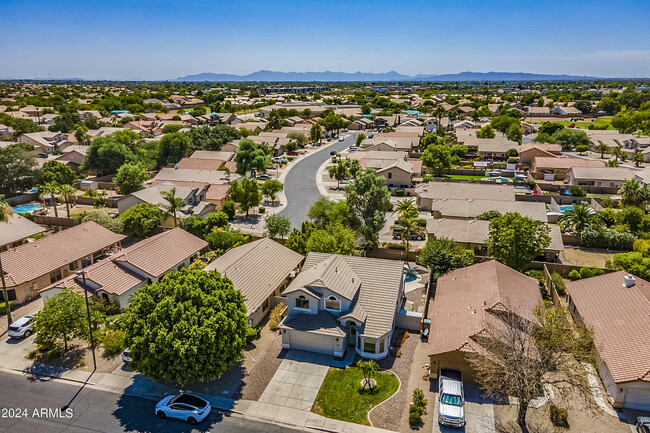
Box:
[0, 221, 125, 287]
[567, 271, 650, 384]
[428, 261, 542, 356]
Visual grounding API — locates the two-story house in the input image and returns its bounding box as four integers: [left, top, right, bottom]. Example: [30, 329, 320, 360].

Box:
[279, 253, 405, 360]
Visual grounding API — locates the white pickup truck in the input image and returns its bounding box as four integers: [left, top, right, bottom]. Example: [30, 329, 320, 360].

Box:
[438, 369, 466, 428]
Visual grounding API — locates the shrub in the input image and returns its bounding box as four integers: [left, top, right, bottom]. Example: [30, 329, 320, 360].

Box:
[413, 388, 428, 409]
[634, 238, 650, 253]
[408, 405, 424, 426]
[568, 270, 581, 281]
[568, 186, 587, 197]
[269, 304, 284, 331]
[549, 404, 569, 428]
[222, 200, 236, 220]
[395, 189, 405, 196]
[102, 330, 126, 356]
[258, 206, 265, 214]
[387, 243, 406, 250]
[551, 272, 567, 296]
[0, 301, 13, 315]
[525, 269, 548, 299]
[579, 228, 635, 251]
[579, 267, 594, 279]
[591, 268, 605, 276]
[245, 325, 258, 345]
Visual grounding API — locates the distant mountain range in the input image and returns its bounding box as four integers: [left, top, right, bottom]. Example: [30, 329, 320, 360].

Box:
[173, 70, 602, 82]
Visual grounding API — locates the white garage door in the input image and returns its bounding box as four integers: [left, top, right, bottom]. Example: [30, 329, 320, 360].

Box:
[289, 331, 335, 355]
[624, 387, 650, 411]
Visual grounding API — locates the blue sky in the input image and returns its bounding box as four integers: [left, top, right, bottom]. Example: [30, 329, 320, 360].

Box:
[1, 0, 649, 79]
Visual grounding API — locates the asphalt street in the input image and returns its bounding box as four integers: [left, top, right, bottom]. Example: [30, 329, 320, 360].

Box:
[0, 372, 301, 433]
[280, 133, 358, 228]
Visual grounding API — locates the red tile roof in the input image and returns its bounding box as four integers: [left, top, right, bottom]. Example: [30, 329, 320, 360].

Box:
[567, 271, 650, 384]
[1, 221, 124, 287]
[428, 260, 542, 356]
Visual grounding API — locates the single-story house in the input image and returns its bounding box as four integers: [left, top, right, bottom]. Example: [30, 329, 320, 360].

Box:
[117, 183, 213, 223]
[567, 272, 650, 410]
[428, 198, 548, 222]
[0, 213, 46, 252]
[415, 182, 515, 212]
[204, 237, 304, 327]
[0, 221, 124, 304]
[428, 260, 542, 383]
[565, 166, 636, 189]
[552, 106, 583, 118]
[279, 253, 405, 359]
[519, 143, 562, 166]
[532, 156, 606, 181]
[426, 218, 564, 259]
[41, 228, 208, 308]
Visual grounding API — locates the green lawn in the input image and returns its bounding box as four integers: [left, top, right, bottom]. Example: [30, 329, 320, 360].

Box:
[313, 366, 399, 425]
[531, 117, 614, 130]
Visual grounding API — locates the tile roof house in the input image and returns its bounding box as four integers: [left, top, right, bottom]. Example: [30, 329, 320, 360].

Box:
[428, 198, 549, 222]
[0, 213, 46, 252]
[204, 237, 304, 326]
[279, 253, 405, 359]
[415, 182, 515, 211]
[532, 156, 605, 181]
[428, 260, 543, 382]
[519, 143, 562, 166]
[117, 183, 214, 223]
[0, 221, 124, 304]
[566, 166, 636, 189]
[426, 218, 564, 258]
[567, 272, 650, 410]
[41, 228, 208, 308]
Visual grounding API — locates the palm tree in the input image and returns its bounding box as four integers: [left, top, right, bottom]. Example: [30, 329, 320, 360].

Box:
[618, 179, 648, 208]
[0, 195, 12, 223]
[58, 184, 76, 218]
[595, 143, 608, 159]
[40, 183, 59, 217]
[633, 152, 644, 167]
[161, 187, 185, 228]
[392, 198, 418, 218]
[391, 214, 419, 253]
[357, 359, 380, 390]
[557, 203, 595, 233]
[611, 147, 623, 162]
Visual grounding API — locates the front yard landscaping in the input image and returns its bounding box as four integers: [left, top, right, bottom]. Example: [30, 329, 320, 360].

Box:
[312, 365, 399, 425]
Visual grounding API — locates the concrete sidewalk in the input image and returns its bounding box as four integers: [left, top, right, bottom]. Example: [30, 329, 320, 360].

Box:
[0, 346, 395, 433]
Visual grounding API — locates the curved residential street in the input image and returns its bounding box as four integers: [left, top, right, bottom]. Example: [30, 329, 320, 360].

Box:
[280, 134, 357, 228]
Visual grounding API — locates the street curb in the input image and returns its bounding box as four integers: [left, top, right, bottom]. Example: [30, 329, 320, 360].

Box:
[9, 367, 97, 386]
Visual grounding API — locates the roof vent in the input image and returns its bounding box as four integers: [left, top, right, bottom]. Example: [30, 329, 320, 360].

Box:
[483, 300, 487, 306]
[624, 275, 636, 288]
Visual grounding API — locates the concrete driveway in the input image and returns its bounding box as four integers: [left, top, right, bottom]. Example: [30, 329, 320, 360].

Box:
[259, 350, 332, 411]
[432, 384, 495, 433]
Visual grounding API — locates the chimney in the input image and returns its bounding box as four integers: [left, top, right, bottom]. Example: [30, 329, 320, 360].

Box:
[623, 275, 636, 288]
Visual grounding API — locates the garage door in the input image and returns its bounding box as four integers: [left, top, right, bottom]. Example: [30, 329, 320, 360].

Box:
[624, 387, 650, 411]
[289, 331, 335, 355]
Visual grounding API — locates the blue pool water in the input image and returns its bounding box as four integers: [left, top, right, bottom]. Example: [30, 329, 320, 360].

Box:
[486, 177, 512, 182]
[558, 205, 575, 213]
[13, 204, 41, 213]
[405, 274, 417, 283]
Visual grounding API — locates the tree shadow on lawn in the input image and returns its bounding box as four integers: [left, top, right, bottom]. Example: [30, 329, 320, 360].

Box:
[24, 346, 86, 381]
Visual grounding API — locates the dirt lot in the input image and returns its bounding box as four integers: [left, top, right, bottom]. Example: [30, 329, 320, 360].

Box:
[29, 338, 123, 374]
[560, 247, 618, 268]
[493, 392, 634, 433]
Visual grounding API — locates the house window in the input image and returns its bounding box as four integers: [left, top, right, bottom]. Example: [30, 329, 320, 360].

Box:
[363, 339, 376, 354]
[295, 295, 309, 309]
[379, 338, 385, 353]
[49, 269, 62, 284]
[81, 255, 92, 268]
[325, 296, 340, 311]
[69, 260, 79, 271]
[387, 172, 392, 179]
[262, 298, 269, 311]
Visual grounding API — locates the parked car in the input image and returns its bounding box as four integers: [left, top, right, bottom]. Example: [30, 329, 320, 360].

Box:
[637, 417, 650, 433]
[338, 136, 345, 142]
[392, 228, 425, 241]
[122, 348, 132, 363]
[438, 369, 465, 428]
[8, 315, 35, 338]
[340, 179, 354, 185]
[349, 146, 357, 152]
[271, 157, 287, 164]
[155, 394, 211, 424]
[256, 174, 272, 180]
[330, 150, 337, 155]
[287, 151, 299, 156]
[38, 152, 48, 158]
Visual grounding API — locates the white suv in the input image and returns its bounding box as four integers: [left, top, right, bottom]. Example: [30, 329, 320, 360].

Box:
[8, 315, 35, 338]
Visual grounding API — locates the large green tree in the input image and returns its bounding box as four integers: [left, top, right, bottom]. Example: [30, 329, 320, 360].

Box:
[33, 288, 88, 352]
[344, 168, 392, 245]
[157, 132, 190, 167]
[418, 237, 474, 280]
[260, 179, 284, 205]
[618, 178, 648, 208]
[120, 203, 162, 237]
[188, 125, 241, 151]
[557, 203, 597, 233]
[234, 139, 267, 176]
[486, 212, 551, 271]
[0, 144, 38, 195]
[421, 144, 452, 172]
[310, 123, 322, 144]
[40, 160, 76, 186]
[230, 178, 262, 218]
[82, 136, 136, 175]
[122, 269, 248, 386]
[264, 214, 292, 239]
[114, 162, 149, 195]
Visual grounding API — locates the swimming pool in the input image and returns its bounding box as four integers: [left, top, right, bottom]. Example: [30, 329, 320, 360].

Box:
[13, 203, 42, 213]
[484, 177, 512, 182]
[558, 205, 575, 213]
[405, 274, 417, 283]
